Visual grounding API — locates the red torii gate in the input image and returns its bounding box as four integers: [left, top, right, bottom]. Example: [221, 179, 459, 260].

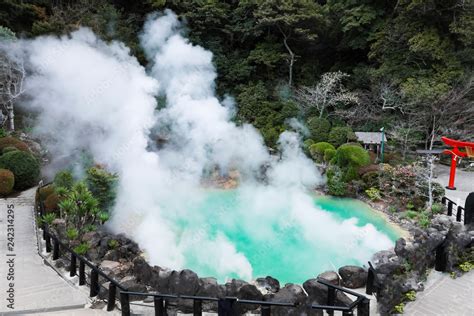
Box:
[441, 136, 474, 190]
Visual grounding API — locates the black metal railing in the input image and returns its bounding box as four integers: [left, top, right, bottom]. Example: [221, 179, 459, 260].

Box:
[36, 183, 371, 316]
[36, 191, 126, 312]
[441, 196, 465, 223]
[118, 279, 370, 316]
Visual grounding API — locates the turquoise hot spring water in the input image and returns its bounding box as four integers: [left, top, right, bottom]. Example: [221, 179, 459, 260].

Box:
[164, 189, 401, 285]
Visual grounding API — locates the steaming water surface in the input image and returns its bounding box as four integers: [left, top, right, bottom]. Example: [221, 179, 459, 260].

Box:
[165, 190, 400, 284]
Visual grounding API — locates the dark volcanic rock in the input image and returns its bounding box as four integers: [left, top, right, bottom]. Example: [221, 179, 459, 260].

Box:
[119, 275, 147, 301]
[303, 279, 352, 307]
[234, 284, 263, 314]
[338, 265, 368, 289]
[196, 277, 221, 297]
[256, 276, 280, 293]
[224, 279, 247, 296]
[268, 284, 321, 316]
[169, 269, 200, 295]
[132, 256, 154, 285]
[317, 271, 340, 286]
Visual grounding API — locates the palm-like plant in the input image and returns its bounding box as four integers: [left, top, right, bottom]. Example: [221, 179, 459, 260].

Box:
[58, 181, 103, 234]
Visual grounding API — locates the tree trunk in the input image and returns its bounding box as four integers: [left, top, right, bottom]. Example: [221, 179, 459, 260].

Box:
[7, 101, 14, 131]
[427, 119, 436, 209]
[282, 36, 294, 87]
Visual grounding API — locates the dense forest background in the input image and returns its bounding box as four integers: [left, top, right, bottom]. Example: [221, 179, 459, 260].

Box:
[1, 0, 473, 152]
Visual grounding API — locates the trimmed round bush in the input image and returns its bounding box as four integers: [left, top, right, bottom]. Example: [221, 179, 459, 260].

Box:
[0, 151, 40, 190]
[38, 184, 55, 201]
[3, 146, 19, 154]
[324, 148, 336, 162]
[307, 117, 331, 142]
[0, 169, 14, 196]
[0, 137, 29, 153]
[44, 193, 60, 213]
[309, 142, 335, 162]
[334, 144, 371, 169]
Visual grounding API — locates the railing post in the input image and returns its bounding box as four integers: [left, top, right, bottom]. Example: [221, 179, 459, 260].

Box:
[456, 206, 463, 222]
[154, 297, 166, 316]
[193, 300, 202, 316]
[79, 260, 85, 285]
[90, 269, 99, 297]
[441, 196, 447, 206]
[218, 298, 236, 316]
[261, 305, 271, 316]
[52, 238, 59, 260]
[357, 298, 370, 316]
[107, 283, 116, 311]
[120, 292, 130, 316]
[70, 253, 76, 277]
[366, 262, 376, 295]
[45, 233, 51, 253]
[327, 287, 335, 316]
[447, 201, 453, 216]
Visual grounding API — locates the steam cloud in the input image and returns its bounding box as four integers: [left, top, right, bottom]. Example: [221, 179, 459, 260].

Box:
[8, 10, 394, 282]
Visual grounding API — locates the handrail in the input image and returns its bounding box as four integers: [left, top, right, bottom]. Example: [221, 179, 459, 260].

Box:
[36, 182, 371, 316]
[441, 196, 465, 224]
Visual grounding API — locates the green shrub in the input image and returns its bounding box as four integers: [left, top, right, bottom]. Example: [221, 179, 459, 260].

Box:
[401, 210, 418, 219]
[307, 117, 331, 142]
[362, 171, 379, 189]
[328, 126, 355, 148]
[41, 213, 56, 225]
[2, 146, 18, 154]
[334, 144, 371, 168]
[0, 169, 14, 196]
[73, 242, 89, 255]
[431, 203, 444, 214]
[309, 142, 335, 162]
[388, 206, 398, 213]
[0, 151, 40, 190]
[59, 181, 101, 233]
[459, 262, 474, 272]
[417, 212, 431, 228]
[86, 167, 117, 212]
[54, 170, 74, 190]
[108, 239, 119, 249]
[393, 302, 404, 314]
[0, 128, 7, 138]
[0, 137, 29, 153]
[404, 290, 416, 301]
[98, 211, 110, 224]
[66, 227, 79, 240]
[324, 148, 336, 162]
[366, 187, 382, 201]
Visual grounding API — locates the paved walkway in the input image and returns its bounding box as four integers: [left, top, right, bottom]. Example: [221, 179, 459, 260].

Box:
[404, 270, 474, 315]
[434, 164, 473, 206]
[0, 188, 90, 315]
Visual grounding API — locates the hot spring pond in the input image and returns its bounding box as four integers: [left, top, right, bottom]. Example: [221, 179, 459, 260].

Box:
[159, 189, 401, 285]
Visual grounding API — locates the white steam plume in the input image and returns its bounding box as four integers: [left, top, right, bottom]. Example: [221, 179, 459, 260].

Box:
[8, 10, 395, 283]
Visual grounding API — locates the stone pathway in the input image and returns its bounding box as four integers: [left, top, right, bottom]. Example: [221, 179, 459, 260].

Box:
[0, 188, 91, 315]
[404, 270, 474, 316]
[434, 164, 473, 206]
